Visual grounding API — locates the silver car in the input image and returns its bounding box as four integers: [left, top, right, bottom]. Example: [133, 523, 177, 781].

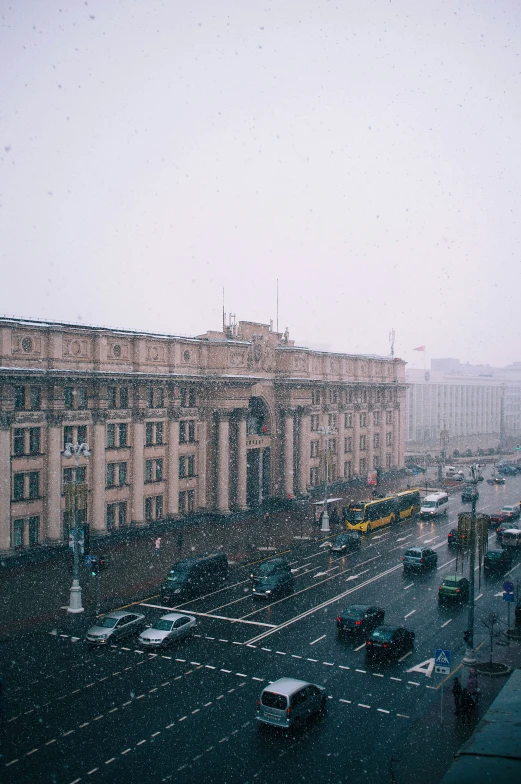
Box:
[138, 612, 197, 648]
[86, 610, 146, 646]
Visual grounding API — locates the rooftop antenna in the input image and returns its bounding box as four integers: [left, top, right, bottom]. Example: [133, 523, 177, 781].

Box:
[389, 328, 395, 359]
[276, 279, 279, 334]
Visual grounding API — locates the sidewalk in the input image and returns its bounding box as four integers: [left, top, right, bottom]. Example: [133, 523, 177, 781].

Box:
[394, 640, 521, 784]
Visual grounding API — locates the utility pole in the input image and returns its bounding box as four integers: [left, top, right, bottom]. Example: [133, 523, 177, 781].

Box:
[462, 464, 482, 666]
[318, 424, 336, 532]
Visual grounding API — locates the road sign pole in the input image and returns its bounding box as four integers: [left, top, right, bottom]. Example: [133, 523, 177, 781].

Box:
[440, 682, 444, 725]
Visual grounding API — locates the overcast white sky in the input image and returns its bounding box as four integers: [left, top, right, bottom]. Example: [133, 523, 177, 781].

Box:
[1, 1, 520, 369]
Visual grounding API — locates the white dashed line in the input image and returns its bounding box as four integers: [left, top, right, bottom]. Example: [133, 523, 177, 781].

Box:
[105, 757, 116, 765]
[205, 665, 216, 670]
[339, 665, 350, 670]
[408, 681, 420, 687]
[79, 722, 90, 728]
[236, 673, 247, 677]
[45, 739, 57, 745]
[121, 749, 131, 755]
[221, 669, 231, 673]
[476, 593, 484, 601]
[162, 656, 172, 660]
[339, 699, 351, 704]
[323, 662, 334, 666]
[175, 658, 186, 663]
[149, 687, 158, 693]
[252, 677, 264, 682]
[307, 658, 318, 662]
[192, 709, 200, 714]
[292, 654, 302, 659]
[179, 716, 187, 722]
[358, 704, 371, 709]
[63, 730, 74, 736]
[275, 651, 286, 656]
[219, 639, 228, 643]
[377, 708, 390, 713]
[161, 681, 171, 686]
[441, 619, 452, 628]
[261, 647, 271, 651]
[354, 643, 365, 652]
[404, 610, 416, 619]
[397, 714, 410, 719]
[123, 701, 132, 707]
[152, 731, 161, 737]
[390, 677, 402, 682]
[372, 673, 384, 678]
[355, 669, 366, 674]
[404, 583, 414, 590]
[26, 748, 38, 756]
[137, 739, 147, 745]
[204, 701, 213, 707]
[87, 768, 99, 775]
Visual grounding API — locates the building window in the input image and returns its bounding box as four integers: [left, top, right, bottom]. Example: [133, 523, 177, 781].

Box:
[77, 387, 88, 409]
[360, 413, 367, 427]
[107, 463, 116, 488]
[373, 433, 380, 449]
[360, 435, 367, 451]
[120, 387, 129, 409]
[344, 461, 352, 479]
[373, 411, 380, 426]
[156, 495, 163, 519]
[13, 473, 24, 501]
[344, 413, 352, 428]
[180, 420, 196, 443]
[119, 462, 127, 485]
[146, 387, 154, 408]
[146, 422, 163, 446]
[330, 464, 337, 482]
[310, 415, 320, 432]
[64, 426, 74, 449]
[328, 414, 337, 429]
[186, 455, 195, 477]
[386, 453, 392, 469]
[28, 516, 39, 545]
[329, 389, 338, 404]
[145, 497, 153, 520]
[156, 422, 163, 445]
[29, 427, 40, 454]
[14, 386, 25, 411]
[359, 458, 367, 474]
[13, 519, 24, 548]
[30, 387, 41, 410]
[373, 456, 380, 469]
[107, 387, 117, 409]
[78, 425, 87, 444]
[119, 423, 128, 446]
[180, 387, 196, 407]
[312, 390, 321, 405]
[386, 410, 393, 425]
[155, 459, 163, 481]
[310, 467, 319, 486]
[14, 429, 24, 456]
[107, 503, 116, 530]
[146, 422, 154, 446]
[179, 456, 185, 479]
[310, 440, 319, 458]
[328, 438, 337, 453]
[107, 423, 115, 448]
[386, 432, 392, 447]
[118, 501, 127, 526]
[147, 495, 163, 520]
[64, 387, 74, 409]
[362, 390, 367, 403]
[344, 437, 352, 453]
[146, 458, 163, 483]
[28, 471, 39, 499]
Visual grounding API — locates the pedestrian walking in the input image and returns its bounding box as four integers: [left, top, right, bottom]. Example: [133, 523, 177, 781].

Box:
[155, 536, 162, 556]
[460, 688, 474, 725]
[452, 676, 462, 716]
[467, 667, 478, 702]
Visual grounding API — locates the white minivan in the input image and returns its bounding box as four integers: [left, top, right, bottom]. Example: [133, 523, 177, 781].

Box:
[420, 492, 449, 519]
[502, 529, 521, 549]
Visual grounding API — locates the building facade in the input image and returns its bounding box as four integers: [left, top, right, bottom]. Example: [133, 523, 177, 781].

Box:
[405, 367, 504, 454]
[0, 316, 406, 555]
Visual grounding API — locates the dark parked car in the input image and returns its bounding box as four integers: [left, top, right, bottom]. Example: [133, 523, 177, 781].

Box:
[402, 547, 438, 573]
[330, 532, 361, 555]
[496, 521, 520, 544]
[438, 576, 469, 603]
[461, 484, 478, 503]
[483, 549, 513, 575]
[487, 475, 506, 485]
[252, 571, 294, 599]
[448, 528, 466, 547]
[365, 625, 415, 661]
[336, 604, 385, 635]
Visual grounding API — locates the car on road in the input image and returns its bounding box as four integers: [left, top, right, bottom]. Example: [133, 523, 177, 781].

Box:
[447, 528, 466, 547]
[497, 464, 519, 476]
[409, 464, 427, 474]
[500, 505, 520, 520]
[250, 557, 292, 581]
[138, 612, 197, 648]
[496, 521, 520, 543]
[86, 610, 146, 646]
[336, 604, 385, 635]
[483, 549, 513, 575]
[252, 571, 294, 599]
[487, 475, 506, 485]
[257, 677, 327, 730]
[402, 547, 438, 573]
[365, 625, 415, 661]
[490, 511, 508, 526]
[330, 532, 361, 555]
[461, 484, 478, 503]
[438, 575, 469, 603]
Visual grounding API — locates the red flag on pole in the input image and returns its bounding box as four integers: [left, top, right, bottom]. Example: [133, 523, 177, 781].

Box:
[413, 346, 425, 351]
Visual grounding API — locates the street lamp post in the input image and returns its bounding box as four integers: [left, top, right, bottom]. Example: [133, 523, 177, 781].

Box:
[318, 425, 336, 533]
[462, 463, 482, 666]
[63, 441, 90, 614]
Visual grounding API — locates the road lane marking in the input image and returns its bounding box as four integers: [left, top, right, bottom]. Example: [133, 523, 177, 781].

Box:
[275, 651, 286, 655]
[377, 708, 390, 713]
[339, 665, 350, 670]
[404, 610, 416, 619]
[408, 681, 420, 686]
[310, 635, 326, 645]
[390, 677, 402, 681]
[121, 749, 131, 755]
[323, 662, 334, 666]
[398, 651, 413, 662]
[476, 593, 484, 600]
[354, 643, 365, 652]
[355, 669, 366, 674]
[340, 699, 351, 703]
[45, 739, 57, 745]
[87, 768, 99, 775]
[105, 758, 116, 764]
[137, 739, 147, 745]
[404, 583, 414, 590]
[441, 619, 452, 628]
[307, 658, 318, 662]
[358, 704, 371, 709]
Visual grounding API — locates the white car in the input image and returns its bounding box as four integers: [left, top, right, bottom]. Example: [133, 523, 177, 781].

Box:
[138, 612, 197, 648]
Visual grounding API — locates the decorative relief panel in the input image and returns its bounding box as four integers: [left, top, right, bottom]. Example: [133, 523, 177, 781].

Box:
[108, 341, 130, 361]
[146, 343, 165, 362]
[293, 355, 307, 371]
[62, 337, 90, 359]
[181, 347, 193, 364]
[11, 333, 42, 356]
[229, 348, 246, 367]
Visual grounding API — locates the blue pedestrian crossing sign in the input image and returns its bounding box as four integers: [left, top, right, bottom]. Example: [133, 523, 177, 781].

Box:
[434, 648, 451, 674]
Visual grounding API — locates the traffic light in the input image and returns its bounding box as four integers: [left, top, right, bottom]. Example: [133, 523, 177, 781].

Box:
[463, 630, 470, 644]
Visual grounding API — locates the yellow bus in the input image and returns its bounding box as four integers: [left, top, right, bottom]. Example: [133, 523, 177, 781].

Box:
[346, 490, 420, 533]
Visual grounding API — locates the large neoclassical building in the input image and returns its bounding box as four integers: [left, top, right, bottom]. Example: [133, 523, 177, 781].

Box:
[0, 316, 406, 554]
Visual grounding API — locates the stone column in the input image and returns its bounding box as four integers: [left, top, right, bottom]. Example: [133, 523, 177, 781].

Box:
[167, 409, 179, 516]
[91, 410, 107, 532]
[393, 403, 401, 468]
[235, 410, 248, 510]
[0, 413, 14, 551]
[45, 412, 64, 542]
[353, 406, 361, 476]
[131, 409, 146, 524]
[367, 409, 374, 473]
[198, 416, 207, 510]
[283, 409, 295, 498]
[216, 410, 231, 513]
[298, 407, 309, 495]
